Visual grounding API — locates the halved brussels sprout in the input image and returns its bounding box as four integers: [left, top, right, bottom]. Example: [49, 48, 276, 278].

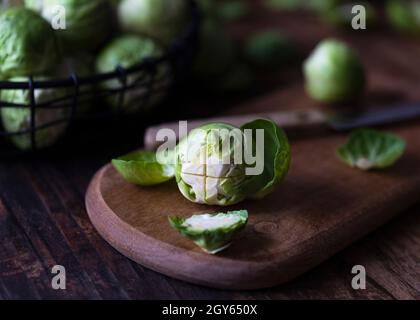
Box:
[303, 38, 365, 103]
[0, 77, 70, 150]
[118, 0, 190, 46]
[244, 30, 297, 70]
[96, 35, 168, 114]
[175, 119, 290, 206]
[25, 0, 114, 52]
[112, 150, 175, 186]
[337, 129, 406, 170]
[0, 8, 61, 78]
[168, 210, 248, 254]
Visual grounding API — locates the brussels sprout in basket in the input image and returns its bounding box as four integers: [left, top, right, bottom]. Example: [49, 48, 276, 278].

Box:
[118, 0, 190, 46]
[0, 77, 70, 150]
[96, 35, 169, 114]
[25, 0, 115, 52]
[0, 7, 61, 79]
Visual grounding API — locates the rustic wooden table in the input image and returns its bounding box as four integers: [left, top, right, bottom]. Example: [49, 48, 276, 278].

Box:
[0, 4, 419, 299]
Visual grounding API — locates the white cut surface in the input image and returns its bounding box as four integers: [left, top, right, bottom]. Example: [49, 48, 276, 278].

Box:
[184, 214, 242, 231]
[355, 158, 375, 170]
[180, 172, 205, 203]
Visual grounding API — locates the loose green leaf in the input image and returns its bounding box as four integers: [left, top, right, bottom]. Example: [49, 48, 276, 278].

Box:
[241, 119, 291, 198]
[112, 150, 175, 186]
[168, 210, 248, 254]
[337, 129, 406, 170]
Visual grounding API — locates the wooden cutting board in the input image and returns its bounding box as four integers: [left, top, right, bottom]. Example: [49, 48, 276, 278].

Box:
[85, 122, 420, 290]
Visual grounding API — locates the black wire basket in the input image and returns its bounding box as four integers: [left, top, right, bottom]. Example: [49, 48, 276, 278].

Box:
[0, 0, 200, 154]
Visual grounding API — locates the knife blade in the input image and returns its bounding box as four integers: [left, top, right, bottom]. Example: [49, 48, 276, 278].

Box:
[144, 102, 420, 150]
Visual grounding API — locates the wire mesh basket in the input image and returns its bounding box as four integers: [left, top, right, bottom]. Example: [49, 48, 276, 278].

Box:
[0, 0, 200, 153]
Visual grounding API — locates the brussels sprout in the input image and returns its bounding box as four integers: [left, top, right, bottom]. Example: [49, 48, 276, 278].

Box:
[193, 19, 236, 78]
[217, 0, 250, 22]
[386, 0, 420, 36]
[321, 1, 377, 28]
[96, 35, 167, 114]
[0, 8, 61, 79]
[0, 77, 70, 150]
[303, 39, 365, 103]
[337, 129, 406, 171]
[175, 119, 290, 206]
[112, 150, 175, 186]
[244, 30, 297, 70]
[118, 0, 190, 46]
[169, 210, 248, 254]
[25, 0, 114, 52]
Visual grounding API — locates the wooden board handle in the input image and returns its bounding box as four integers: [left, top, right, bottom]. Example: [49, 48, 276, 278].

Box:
[144, 110, 327, 150]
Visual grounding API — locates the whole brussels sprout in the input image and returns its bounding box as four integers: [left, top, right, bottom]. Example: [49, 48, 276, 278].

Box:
[386, 0, 420, 36]
[25, 0, 114, 52]
[175, 120, 291, 206]
[118, 0, 190, 46]
[96, 35, 167, 114]
[0, 8, 61, 78]
[193, 19, 236, 78]
[0, 77, 70, 150]
[303, 39, 365, 103]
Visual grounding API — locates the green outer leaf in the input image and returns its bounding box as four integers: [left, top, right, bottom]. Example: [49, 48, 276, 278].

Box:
[240, 118, 291, 198]
[336, 129, 406, 170]
[112, 150, 175, 186]
[168, 210, 248, 254]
